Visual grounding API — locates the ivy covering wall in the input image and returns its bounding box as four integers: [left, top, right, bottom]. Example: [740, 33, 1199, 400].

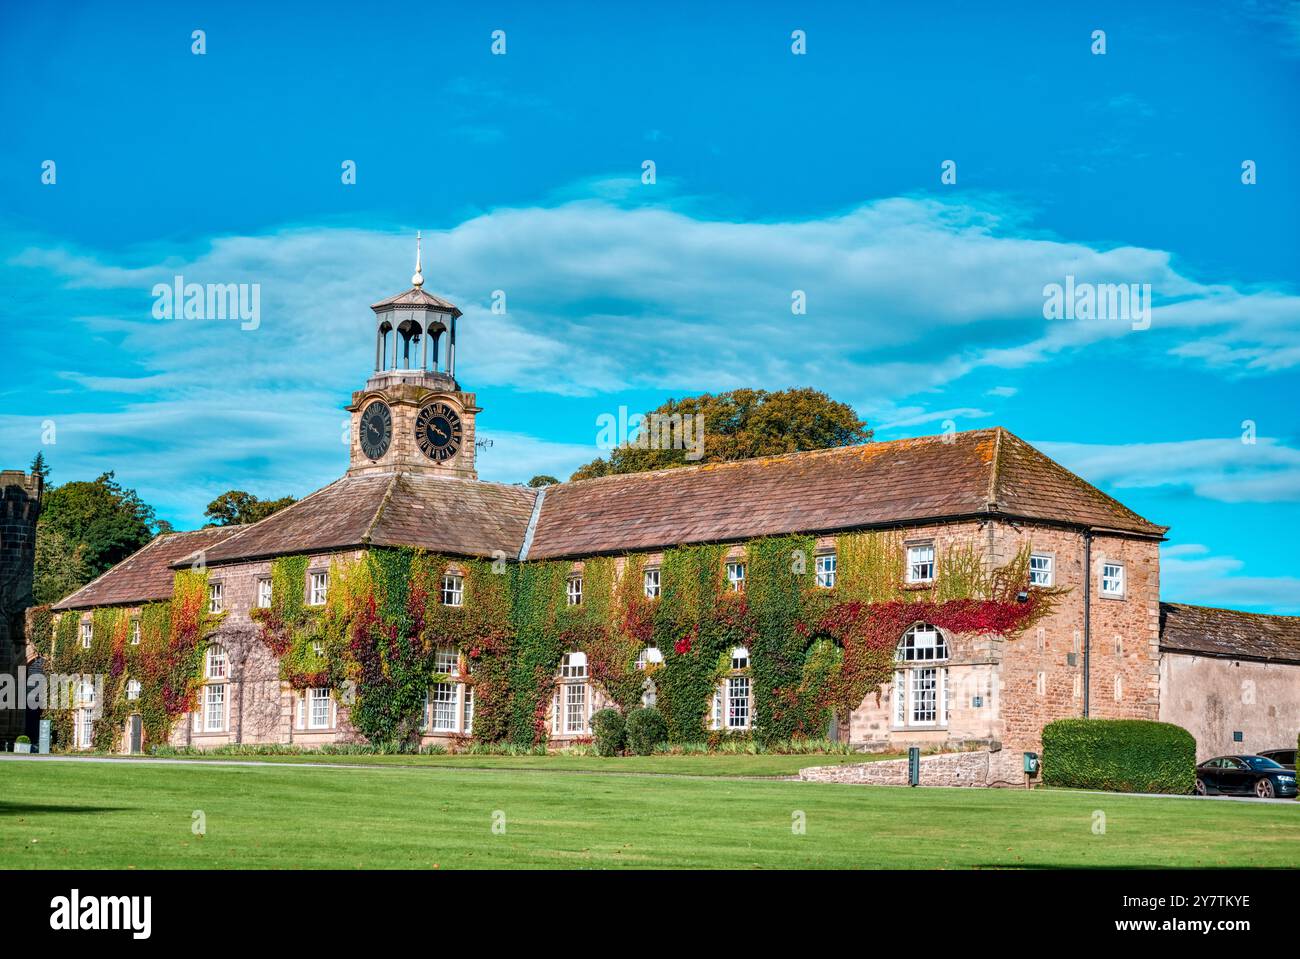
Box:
[43, 531, 1062, 751]
[43, 570, 215, 751]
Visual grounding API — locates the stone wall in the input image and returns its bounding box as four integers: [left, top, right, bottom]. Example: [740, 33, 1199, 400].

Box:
[1160, 651, 1300, 760]
[799, 750, 1000, 787]
[0, 470, 41, 744]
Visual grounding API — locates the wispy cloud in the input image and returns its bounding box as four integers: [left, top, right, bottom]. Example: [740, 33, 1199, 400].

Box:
[1161, 543, 1300, 614]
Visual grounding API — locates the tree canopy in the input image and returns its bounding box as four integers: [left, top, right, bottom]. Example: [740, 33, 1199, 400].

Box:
[34, 471, 163, 604]
[204, 490, 297, 526]
[526, 475, 560, 488]
[570, 388, 871, 481]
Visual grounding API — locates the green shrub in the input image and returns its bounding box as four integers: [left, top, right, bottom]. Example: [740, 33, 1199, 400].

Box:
[625, 707, 668, 756]
[591, 708, 626, 756]
[1042, 718, 1196, 794]
[15, 735, 30, 745]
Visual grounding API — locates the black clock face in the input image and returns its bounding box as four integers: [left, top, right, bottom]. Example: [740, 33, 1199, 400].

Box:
[415, 402, 463, 462]
[359, 401, 392, 460]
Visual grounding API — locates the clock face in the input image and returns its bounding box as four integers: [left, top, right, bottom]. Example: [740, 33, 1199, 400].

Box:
[359, 401, 392, 460]
[415, 401, 463, 462]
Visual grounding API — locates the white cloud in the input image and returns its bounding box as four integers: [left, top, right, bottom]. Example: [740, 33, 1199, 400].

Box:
[1039, 436, 1300, 503]
[1161, 543, 1300, 614]
[6, 192, 1300, 524]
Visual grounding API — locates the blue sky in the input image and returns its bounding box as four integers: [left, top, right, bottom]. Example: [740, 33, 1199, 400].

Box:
[2, 0, 1298, 612]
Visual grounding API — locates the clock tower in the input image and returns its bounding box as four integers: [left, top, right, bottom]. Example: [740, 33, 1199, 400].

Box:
[346, 234, 480, 479]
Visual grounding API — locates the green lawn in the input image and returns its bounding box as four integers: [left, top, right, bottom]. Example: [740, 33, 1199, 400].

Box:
[125, 750, 899, 778]
[1, 758, 1295, 869]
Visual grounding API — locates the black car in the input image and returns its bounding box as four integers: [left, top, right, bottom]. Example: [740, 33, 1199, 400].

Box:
[1195, 755, 1297, 798]
[1257, 748, 1296, 770]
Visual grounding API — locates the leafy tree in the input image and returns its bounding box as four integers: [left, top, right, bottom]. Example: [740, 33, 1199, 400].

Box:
[526, 475, 560, 488]
[204, 490, 297, 526]
[570, 388, 871, 480]
[32, 525, 91, 606]
[37, 472, 161, 588]
[30, 451, 50, 485]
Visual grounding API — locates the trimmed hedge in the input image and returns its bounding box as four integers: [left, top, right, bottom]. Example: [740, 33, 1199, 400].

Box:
[591, 708, 626, 756]
[1042, 718, 1196, 794]
[625, 707, 668, 756]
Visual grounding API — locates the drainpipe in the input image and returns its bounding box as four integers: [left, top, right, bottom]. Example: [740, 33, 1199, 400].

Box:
[1082, 529, 1092, 718]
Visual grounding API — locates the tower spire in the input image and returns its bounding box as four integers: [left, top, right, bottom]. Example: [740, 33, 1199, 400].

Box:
[412, 230, 424, 288]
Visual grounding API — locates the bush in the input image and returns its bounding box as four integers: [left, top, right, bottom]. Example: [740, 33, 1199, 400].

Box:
[625, 707, 668, 756]
[590, 708, 626, 756]
[15, 735, 30, 745]
[1042, 718, 1196, 794]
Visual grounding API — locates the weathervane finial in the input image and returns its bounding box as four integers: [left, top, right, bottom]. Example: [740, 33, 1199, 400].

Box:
[412, 230, 424, 288]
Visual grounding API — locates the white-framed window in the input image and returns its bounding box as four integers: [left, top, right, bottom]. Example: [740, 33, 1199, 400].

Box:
[311, 640, 324, 657]
[441, 574, 464, 607]
[309, 687, 332, 729]
[126, 679, 141, 701]
[553, 652, 590, 735]
[726, 676, 751, 730]
[309, 571, 329, 606]
[1029, 553, 1054, 587]
[906, 544, 936, 584]
[643, 567, 661, 599]
[815, 552, 837, 589]
[564, 682, 587, 734]
[423, 648, 471, 735]
[635, 645, 663, 670]
[1101, 562, 1125, 597]
[129, 620, 141, 645]
[205, 644, 228, 680]
[208, 582, 224, 614]
[204, 683, 225, 732]
[726, 561, 745, 593]
[80, 621, 92, 649]
[434, 646, 459, 675]
[257, 577, 273, 609]
[711, 647, 752, 730]
[567, 575, 582, 606]
[79, 678, 96, 707]
[76, 707, 94, 748]
[894, 624, 949, 728]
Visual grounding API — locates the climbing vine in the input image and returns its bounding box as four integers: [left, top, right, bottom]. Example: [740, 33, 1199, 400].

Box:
[46, 531, 1065, 751]
[44, 568, 217, 752]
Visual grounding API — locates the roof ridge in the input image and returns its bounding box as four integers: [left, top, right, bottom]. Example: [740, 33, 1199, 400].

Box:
[1162, 600, 1299, 621]
[553, 428, 1002, 490]
[363, 473, 400, 544]
[986, 426, 1004, 509]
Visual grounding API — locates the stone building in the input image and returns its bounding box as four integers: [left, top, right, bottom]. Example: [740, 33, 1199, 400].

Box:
[42, 255, 1300, 782]
[1, 470, 41, 745]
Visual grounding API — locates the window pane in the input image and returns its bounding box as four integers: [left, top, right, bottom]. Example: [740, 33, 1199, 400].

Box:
[565, 683, 587, 733]
[430, 682, 457, 731]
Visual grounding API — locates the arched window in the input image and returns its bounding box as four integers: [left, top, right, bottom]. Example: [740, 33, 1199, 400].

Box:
[893, 625, 949, 728]
[553, 652, 590, 736]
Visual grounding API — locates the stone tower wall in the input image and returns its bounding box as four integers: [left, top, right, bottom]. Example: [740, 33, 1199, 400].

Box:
[0, 470, 42, 743]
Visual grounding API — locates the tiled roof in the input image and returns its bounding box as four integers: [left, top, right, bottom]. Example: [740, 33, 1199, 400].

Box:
[524, 427, 1166, 559]
[51, 527, 241, 611]
[53, 426, 1169, 609]
[194, 471, 537, 566]
[1160, 602, 1300, 665]
[370, 287, 462, 315]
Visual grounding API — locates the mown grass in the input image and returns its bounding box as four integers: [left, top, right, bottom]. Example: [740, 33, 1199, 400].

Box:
[1, 758, 1295, 869]
[122, 750, 901, 777]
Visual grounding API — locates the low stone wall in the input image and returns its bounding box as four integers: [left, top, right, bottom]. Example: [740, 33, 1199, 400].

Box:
[799, 750, 994, 787]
